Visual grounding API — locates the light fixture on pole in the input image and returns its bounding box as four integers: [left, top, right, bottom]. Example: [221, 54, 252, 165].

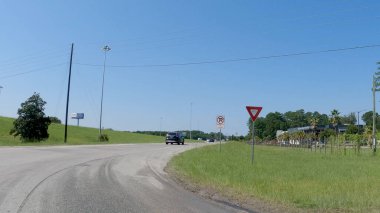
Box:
[99, 45, 111, 138]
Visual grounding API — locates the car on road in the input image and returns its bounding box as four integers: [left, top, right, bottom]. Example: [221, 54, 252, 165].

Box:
[206, 139, 215, 143]
[165, 132, 185, 145]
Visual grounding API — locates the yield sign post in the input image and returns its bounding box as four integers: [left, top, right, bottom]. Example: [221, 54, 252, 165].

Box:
[246, 106, 262, 164]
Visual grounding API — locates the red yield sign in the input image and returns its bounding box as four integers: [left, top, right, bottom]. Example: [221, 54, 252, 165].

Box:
[246, 106, 262, 122]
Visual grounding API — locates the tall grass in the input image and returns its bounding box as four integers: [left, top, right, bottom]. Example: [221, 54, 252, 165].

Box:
[170, 142, 380, 212]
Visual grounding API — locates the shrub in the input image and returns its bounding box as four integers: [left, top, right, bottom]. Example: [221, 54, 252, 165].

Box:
[98, 134, 109, 142]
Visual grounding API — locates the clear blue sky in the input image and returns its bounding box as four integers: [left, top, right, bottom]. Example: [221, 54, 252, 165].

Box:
[0, 0, 380, 135]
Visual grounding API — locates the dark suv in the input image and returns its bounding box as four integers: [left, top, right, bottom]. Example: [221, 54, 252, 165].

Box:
[165, 132, 185, 145]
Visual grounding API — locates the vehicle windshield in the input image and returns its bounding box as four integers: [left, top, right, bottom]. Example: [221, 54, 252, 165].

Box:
[167, 132, 177, 136]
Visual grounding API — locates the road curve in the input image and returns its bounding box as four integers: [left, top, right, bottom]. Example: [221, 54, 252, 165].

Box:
[0, 143, 246, 213]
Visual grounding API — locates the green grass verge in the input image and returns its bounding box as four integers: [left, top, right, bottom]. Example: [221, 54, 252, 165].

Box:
[169, 142, 380, 212]
[0, 116, 164, 146]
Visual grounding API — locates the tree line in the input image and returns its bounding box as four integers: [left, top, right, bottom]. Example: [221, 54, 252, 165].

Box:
[247, 109, 378, 141]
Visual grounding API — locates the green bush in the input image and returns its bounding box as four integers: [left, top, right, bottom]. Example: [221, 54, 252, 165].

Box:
[98, 134, 109, 142]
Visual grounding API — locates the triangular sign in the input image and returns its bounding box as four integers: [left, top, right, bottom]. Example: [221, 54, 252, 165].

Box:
[246, 106, 262, 122]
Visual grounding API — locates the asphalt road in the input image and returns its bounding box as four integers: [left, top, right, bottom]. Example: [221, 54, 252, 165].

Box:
[0, 143, 247, 213]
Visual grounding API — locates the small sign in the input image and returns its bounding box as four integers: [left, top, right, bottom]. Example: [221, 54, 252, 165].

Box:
[246, 106, 262, 122]
[216, 115, 225, 129]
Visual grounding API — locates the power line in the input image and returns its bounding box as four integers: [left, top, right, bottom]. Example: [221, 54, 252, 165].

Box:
[74, 43, 380, 69]
[0, 63, 67, 80]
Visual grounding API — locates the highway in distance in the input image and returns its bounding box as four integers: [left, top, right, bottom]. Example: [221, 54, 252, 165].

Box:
[0, 143, 247, 213]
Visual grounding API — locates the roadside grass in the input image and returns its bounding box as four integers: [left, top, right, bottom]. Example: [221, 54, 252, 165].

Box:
[169, 142, 380, 212]
[0, 116, 164, 146]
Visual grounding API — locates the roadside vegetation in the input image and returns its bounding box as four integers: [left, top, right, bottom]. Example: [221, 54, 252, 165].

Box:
[169, 142, 380, 212]
[0, 116, 164, 146]
[249, 109, 368, 141]
[0, 93, 164, 145]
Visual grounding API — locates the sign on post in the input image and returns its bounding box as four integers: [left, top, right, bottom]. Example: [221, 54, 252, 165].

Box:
[71, 113, 84, 126]
[246, 106, 262, 164]
[216, 115, 225, 129]
[216, 115, 225, 152]
[246, 106, 262, 122]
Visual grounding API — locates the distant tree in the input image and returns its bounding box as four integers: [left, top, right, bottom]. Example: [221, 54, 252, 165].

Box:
[247, 117, 266, 139]
[283, 132, 290, 142]
[316, 113, 330, 126]
[49, 116, 61, 124]
[10, 93, 51, 142]
[346, 124, 359, 134]
[364, 126, 373, 147]
[296, 131, 306, 145]
[341, 112, 357, 125]
[284, 109, 308, 128]
[330, 109, 341, 133]
[319, 129, 336, 139]
[263, 112, 288, 139]
[361, 111, 380, 129]
[308, 116, 319, 129]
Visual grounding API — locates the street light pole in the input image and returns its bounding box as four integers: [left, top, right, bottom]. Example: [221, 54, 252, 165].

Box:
[356, 109, 366, 130]
[190, 102, 192, 141]
[99, 45, 111, 137]
[160, 117, 163, 136]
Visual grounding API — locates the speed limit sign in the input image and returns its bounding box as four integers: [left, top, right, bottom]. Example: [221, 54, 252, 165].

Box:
[216, 115, 225, 129]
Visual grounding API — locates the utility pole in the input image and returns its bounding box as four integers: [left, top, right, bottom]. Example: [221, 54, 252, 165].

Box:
[190, 102, 192, 141]
[159, 117, 163, 136]
[99, 45, 111, 137]
[356, 109, 366, 130]
[372, 71, 380, 153]
[357, 112, 360, 127]
[64, 43, 74, 143]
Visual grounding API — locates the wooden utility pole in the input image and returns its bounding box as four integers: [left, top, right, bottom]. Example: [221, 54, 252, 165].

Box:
[64, 43, 74, 143]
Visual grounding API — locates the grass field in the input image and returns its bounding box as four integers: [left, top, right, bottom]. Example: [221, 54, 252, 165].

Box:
[169, 142, 380, 212]
[0, 116, 164, 146]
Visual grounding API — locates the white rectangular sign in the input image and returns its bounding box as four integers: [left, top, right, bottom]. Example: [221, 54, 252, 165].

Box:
[216, 115, 225, 129]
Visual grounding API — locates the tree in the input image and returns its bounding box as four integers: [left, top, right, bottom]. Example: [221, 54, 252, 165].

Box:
[364, 126, 373, 147]
[308, 116, 319, 129]
[263, 112, 288, 139]
[346, 124, 359, 134]
[330, 109, 341, 133]
[361, 111, 380, 129]
[247, 117, 266, 139]
[319, 129, 336, 139]
[284, 109, 308, 128]
[247, 112, 288, 140]
[49, 116, 62, 124]
[341, 112, 357, 125]
[315, 112, 330, 126]
[9, 93, 51, 142]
